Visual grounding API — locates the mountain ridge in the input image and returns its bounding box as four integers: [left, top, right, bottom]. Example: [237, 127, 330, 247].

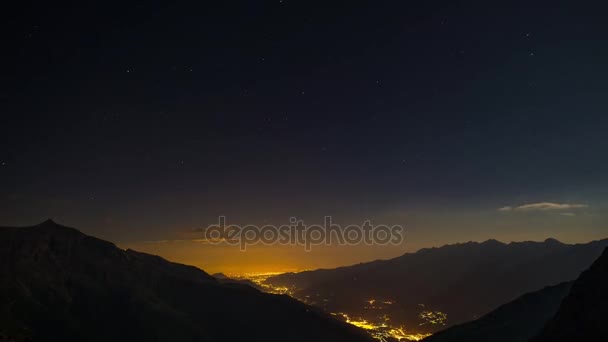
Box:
[0, 220, 373, 342]
[265, 236, 608, 334]
[422, 282, 572, 342]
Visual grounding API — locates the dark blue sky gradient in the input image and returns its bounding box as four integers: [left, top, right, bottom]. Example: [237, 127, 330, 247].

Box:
[1, 0, 607, 248]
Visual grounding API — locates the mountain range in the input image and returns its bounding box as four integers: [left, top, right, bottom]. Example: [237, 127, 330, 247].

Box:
[265, 237, 608, 334]
[3, 220, 606, 342]
[0, 220, 372, 342]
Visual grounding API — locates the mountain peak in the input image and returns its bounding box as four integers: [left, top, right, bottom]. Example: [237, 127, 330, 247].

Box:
[30, 219, 82, 236]
[544, 238, 563, 245]
[482, 238, 504, 245]
[39, 218, 58, 226]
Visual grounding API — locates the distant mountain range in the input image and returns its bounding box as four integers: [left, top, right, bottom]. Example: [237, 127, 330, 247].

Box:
[265, 237, 608, 334]
[0, 220, 372, 342]
[4, 220, 606, 342]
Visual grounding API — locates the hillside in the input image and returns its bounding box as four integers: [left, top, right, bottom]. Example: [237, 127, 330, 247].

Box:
[0, 220, 372, 342]
[532, 247, 608, 341]
[266, 238, 608, 334]
[423, 282, 571, 342]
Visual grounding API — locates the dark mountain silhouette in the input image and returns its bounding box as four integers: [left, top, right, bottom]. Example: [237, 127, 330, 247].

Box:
[532, 247, 608, 341]
[422, 282, 572, 342]
[212, 273, 265, 291]
[0, 220, 373, 342]
[266, 238, 608, 334]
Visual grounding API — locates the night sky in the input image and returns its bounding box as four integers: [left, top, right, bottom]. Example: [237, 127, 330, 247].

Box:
[2, 1, 607, 273]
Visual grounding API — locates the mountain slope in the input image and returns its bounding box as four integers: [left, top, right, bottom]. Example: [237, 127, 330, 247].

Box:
[532, 247, 608, 341]
[212, 273, 265, 291]
[266, 238, 608, 334]
[0, 220, 373, 342]
[422, 282, 571, 342]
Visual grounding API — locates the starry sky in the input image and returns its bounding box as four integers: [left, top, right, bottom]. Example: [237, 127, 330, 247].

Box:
[1, 0, 607, 273]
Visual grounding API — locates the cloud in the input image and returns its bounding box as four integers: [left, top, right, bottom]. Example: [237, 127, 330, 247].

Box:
[498, 202, 588, 212]
[141, 238, 227, 244]
[141, 239, 188, 244]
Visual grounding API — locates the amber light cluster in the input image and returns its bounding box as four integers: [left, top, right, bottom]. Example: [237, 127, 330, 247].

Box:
[237, 271, 443, 342]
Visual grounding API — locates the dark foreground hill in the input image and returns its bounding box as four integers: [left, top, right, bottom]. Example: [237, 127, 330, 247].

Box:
[423, 282, 572, 342]
[266, 238, 608, 334]
[0, 220, 372, 342]
[532, 247, 608, 342]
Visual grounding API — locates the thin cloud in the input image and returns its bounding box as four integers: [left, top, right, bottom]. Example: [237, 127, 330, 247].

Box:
[140, 237, 227, 244]
[498, 202, 588, 212]
[141, 239, 188, 244]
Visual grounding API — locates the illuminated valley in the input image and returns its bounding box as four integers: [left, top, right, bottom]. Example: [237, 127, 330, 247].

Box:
[330, 312, 431, 341]
[233, 272, 445, 341]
